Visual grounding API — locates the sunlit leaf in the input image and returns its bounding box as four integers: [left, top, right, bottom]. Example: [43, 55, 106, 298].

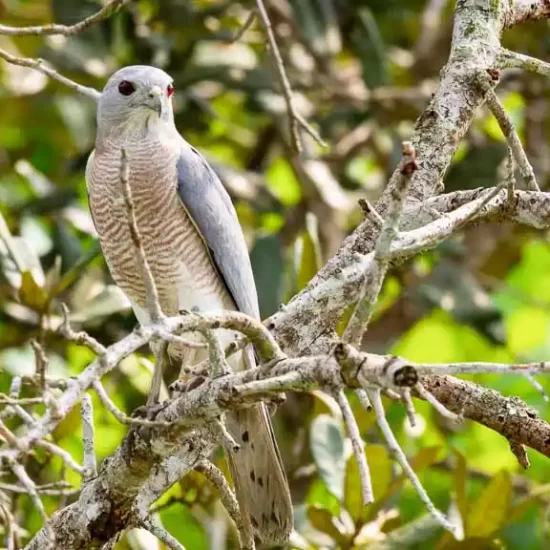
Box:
[265, 157, 302, 206]
[467, 470, 511, 537]
[307, 506, 351, 546]
[366, 446, 442, 521]
[345, 444, 391, 523]
[18, 271, 48, 311]
[454, 449, 468, 529]
[307, 477, 341, 517]
[158, 503, 208, 549]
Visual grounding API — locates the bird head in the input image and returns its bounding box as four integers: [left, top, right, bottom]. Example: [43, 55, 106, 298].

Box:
[97, 65, 175, 137]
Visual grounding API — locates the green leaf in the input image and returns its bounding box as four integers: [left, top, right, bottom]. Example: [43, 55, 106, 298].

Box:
[250, 234, 284, 318]
[307, 505, 351, 546]
[467, 470, 511, 537]
[295, 213, 322, 292]
[454, 449, 468, 529]
[307, 477, 341, 517]
[353, 7, 388, 89]
[345, 444, 391, 524]
[310, 414, 345, 501]
[18, 270, 48, 311]
[159, 503, 208, 549]
[265, 157, 302, 206]
[366, 446, 442, 521]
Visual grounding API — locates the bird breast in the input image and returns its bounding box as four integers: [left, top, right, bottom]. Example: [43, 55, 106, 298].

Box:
[86, 134, 233, 319]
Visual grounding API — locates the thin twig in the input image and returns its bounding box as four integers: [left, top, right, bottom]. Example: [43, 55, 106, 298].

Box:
[411, 360, 550, 375]
[509, 441, 530, 469]
[355, 389, 372, 412]
[505, 148, 516, 204]
[81, 394, 97, 482]
[92, 380, 175, 427]
[358, 198, 384, 228]
[366, 389, 458, 537]
[196, 461, 255, 549]
[522, 373, 549, 403]
[499, 48, 550, 77]
[30, 339, 48, 393]
[414, 383, 460, 422]
[0, 48, 100, 100]
[0, 481, 78, 496]
[333, 388, 374, 504]
[154, 328, 208, 349]
[147, 341, 168, 406]
[36, 440, 84, 475]
[60, 304, 106, 355]
[230, 10, 257, 43]
[0, 0, 130, 36]
[401, 388, 417, 428]
[478, 76, 540, 191]
[211, 419, 240, 452]
[0, 419, 20, 448]
[141, 515, 186, 550]
[7, 458, 55, 547]
[119, 149, 164, 321]
[343, 143, 417, 345]
[200, 329, 231, 378]
[120, 148, 167, 404]
[254, 0, 325, 151]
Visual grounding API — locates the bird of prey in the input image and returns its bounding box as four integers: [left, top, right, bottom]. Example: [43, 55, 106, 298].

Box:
[86, 65, 293, 545]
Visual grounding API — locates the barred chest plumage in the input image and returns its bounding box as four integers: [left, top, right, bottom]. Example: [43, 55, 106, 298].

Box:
[86, 133, 233, 322]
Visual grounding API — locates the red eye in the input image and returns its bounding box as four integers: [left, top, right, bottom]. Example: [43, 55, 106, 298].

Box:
[167, 83, 174, 97]
[118, 80, 135, 96]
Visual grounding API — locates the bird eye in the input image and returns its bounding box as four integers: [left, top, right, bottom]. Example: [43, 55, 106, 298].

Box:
[118, 80, 135, 96]
[167, 83, 174, 97]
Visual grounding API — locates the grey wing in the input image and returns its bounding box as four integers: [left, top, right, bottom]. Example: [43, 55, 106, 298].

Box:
[175, 141, 260, 319]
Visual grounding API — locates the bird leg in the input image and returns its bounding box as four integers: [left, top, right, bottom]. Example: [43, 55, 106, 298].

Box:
[147, 340, 168, 406]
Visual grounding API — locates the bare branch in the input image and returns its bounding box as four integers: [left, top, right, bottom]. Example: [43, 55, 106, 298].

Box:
[343, 143, 417, 345]
[59, 304, 106, 355]
[7, 458, 55, 547]
[0, 0, 130, 36]
[0, 48, 100, 100]
[196, 461, 255, 549]
[358, 197, 384, 229]
[200, 329, 231, 378]
[401, 389, 417, 428]
[333, 388, 373, 505]
[81, 394, 97, 482]
[230, 10, 257, 43]
[30, 340, 48, 393]
[499, 48, 550, 77]
[414, 383, 460, 423]
[366, 389, 458, 537]
[140, 516, 186, 550]
[477, 75, 540, 191]
[505, 0, 550, 27]
[92, 380, 175, 427]
[119, 149, 164, 322]
[254, 0, 325, 151]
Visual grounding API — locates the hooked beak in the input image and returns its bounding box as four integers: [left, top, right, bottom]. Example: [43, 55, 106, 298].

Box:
[145, 85, 163, 116]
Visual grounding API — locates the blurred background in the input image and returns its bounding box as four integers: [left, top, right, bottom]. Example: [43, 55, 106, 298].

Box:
[1, 0, 550, 548]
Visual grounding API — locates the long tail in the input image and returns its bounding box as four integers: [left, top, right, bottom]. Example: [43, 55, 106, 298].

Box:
[179, 338, 293, 545]
[225, 345, 293, 545]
